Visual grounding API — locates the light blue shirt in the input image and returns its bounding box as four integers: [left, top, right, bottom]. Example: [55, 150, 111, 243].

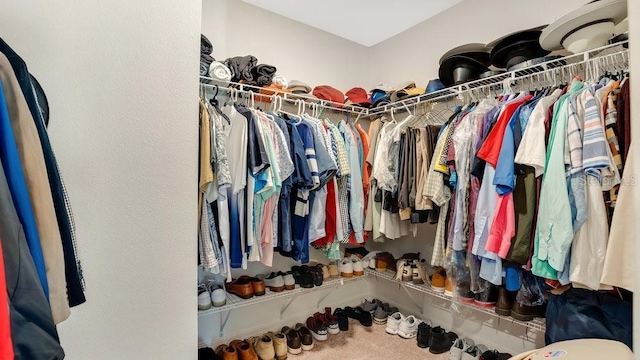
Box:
[339, 121, 365, 243]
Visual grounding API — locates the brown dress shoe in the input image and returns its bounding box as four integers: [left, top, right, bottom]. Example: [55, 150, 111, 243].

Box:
[238, 276, 266, 296]
[215, 344, 238, 360]
[511, 301, 546, 321]
[225, 279, 254, 299]
[495, 287, 514, 316]
[375, 252, 397, 272]
[234, 340, 258, 360]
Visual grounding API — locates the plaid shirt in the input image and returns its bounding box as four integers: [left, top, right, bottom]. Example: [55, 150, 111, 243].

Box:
[425, 127, 451, 266]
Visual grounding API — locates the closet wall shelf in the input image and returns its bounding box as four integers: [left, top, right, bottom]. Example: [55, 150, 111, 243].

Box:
[198, 274, 368, 318]
[368, 40, 629, 116]
[365, 269, 546, 333]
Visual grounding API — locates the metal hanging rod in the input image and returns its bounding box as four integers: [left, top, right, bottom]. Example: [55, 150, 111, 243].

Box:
[368, 40, 629, 116]
[199, 79, 370, 115]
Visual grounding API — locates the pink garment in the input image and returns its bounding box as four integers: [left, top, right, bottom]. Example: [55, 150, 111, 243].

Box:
[260, 197, 277, 266]
[485, 193, 515, 258]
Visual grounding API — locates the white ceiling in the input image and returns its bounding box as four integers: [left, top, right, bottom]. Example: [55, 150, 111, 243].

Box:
[242, 0, 464, 47]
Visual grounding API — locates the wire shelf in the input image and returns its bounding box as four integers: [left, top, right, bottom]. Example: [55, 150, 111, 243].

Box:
[198, 274, 368, 317]
[366, 269, 546, 333]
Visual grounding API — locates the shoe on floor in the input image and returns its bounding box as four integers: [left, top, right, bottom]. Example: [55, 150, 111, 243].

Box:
[350, 255, 364, 276]
[322, 307, 340, 334]
[281, 327, 302, 355]
[215, 344, 237, 360]
[398, 315, 421, 339]
[339, 258, 354, 278]
[373, 303, 398, 325]
[361, 298, 380, 313]
[461, 344, 487, 360]
[431, 267, 446, 293]
[293, 323, 315, 351]
[306, 316, 328, 341]
[449, 338, 474, 360]
[231, 340, 258, 360]
[345, 306, 372, 327]
[267, 332, 287, 360]
[480, 349, 513, 360]
[254, 335, 275, 360]
[416, 321, 432, 348]
[333, 308, 349, 331]
[429, 326, 458, 354]
[198, 284, 212, 310]
[385, 312, 404, 335]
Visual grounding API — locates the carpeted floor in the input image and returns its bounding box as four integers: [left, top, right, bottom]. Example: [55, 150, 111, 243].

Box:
[289, 319, 450, 360]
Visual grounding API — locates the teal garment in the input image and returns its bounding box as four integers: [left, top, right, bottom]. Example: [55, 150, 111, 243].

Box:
[253, 115, 281, 247]
[532, 81, 583, 279]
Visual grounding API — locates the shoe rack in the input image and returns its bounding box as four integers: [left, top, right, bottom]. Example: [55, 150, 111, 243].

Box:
[365, 269, 546, 334]
[199, 275, 368, 337]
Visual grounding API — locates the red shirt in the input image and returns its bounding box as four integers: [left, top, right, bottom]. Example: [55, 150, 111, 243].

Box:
[0, 240, 14, 360]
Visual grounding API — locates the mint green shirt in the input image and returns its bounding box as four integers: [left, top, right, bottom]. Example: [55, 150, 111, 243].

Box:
[532, 81, 583, 279]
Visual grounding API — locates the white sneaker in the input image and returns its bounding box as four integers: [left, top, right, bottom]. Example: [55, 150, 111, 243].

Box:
[361, 251, 380, 270]
[461, 344, 486, 360]
[198, 284, 212, 310]
[385, 312, 404, 335]
[339, 258, 354, 277]
[351, 255, 364, 276]
[206, 280, 227, 307]
[397, 315, 421, 339]
[451, 338, 475, 360]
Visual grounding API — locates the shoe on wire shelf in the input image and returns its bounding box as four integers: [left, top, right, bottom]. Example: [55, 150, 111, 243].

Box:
[339, 258, 354, 278]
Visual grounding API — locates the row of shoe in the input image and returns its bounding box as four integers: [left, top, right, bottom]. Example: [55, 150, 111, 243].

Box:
[448, 337, 514, 360]
[199, 305, 372, 360]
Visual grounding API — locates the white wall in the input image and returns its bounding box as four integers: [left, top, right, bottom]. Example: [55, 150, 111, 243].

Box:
[367, 0, 589, 89]
[201, 0, 370, 94]
[0, 1, 200, 359]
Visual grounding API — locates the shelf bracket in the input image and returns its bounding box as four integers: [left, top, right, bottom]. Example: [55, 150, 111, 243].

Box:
[219, 309, 232, 338]
[316, 283, 341, 308]
[280, 296, 298, 320]
[400, 284, 424, 315]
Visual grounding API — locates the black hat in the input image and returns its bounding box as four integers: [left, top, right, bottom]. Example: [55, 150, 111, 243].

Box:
[489, 26, 550, 69]
[439, 55, 489, 87]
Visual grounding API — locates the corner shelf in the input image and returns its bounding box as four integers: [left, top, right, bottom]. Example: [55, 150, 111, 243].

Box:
[365, 268, 546, 333]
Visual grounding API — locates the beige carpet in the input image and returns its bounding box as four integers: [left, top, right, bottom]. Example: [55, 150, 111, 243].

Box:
[289, 319, 450, 360]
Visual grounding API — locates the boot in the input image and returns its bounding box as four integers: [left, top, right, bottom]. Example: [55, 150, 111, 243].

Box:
[215, 344, 238, 360]
[254, 335, 275, 360]
[233, 340, 258, 360]
[267, 332, 287, 360]
[495, 287, 514, 316]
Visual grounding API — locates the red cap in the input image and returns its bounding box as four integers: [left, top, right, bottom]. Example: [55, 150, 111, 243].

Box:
[312, 85, 345, 108]
[345, 87, 372, 106]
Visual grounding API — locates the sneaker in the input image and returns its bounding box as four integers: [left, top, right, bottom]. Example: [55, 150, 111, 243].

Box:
[345, 306, 372, 327]
[278, 271, 296, 290]
[205, 280, 226, 307]
[416, 321, 432, 348]
[344, 246, 369, 259]
[333, 308, 349, 331]
[351, 255, 364, 276]
[411, 263, 423, 284]
[431, 267, 446, 293]
[293, 323, 315, 351]
[373, 303, 398, 325]
[429, 326, 458, 354]
[262, 273, 285, 292]
[385, 312, 404, 335]
[415, 260, 431, 285]
[449, 338, 474, 360]
[198, 284, 212, 310]
[395, 259, 412, 282]
[281, 327, 302, 355]
[361, 251, 380, 270]
[461, 345, 487, 360]
[306, 316, 328, 341]
[361, 298, 380, 313]
[397, 315, 421, 339]
[323, 307, 340, 334]
[339, 258, 354, 278]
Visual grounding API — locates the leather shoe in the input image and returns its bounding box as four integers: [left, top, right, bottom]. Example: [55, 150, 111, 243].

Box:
[226, 279, 254, 299]
[238, 276, 266, 296]
[375, 252, 397, 272]
[232, 340, 258, 360]
[495, 287, 514, 316]
[215, 344, 238, 360]
[511, 301, 546, 322]
[345, 306, 372, 327]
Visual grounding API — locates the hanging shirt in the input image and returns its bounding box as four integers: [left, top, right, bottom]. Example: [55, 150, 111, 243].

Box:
[425, 126, 451, 266]
[339, 120, 365, 243]
[532, 81, 583, 278]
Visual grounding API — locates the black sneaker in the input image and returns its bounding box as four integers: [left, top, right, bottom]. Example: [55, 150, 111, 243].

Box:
[291, 266, 314, 288]
[416, 322, 432, 348]
[344, 306, 372, 327]
[428, 326, 458, 354]
[304, 265, 323, 286]
[333, 308, 349, 331]
[344, 246, 369, 259]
